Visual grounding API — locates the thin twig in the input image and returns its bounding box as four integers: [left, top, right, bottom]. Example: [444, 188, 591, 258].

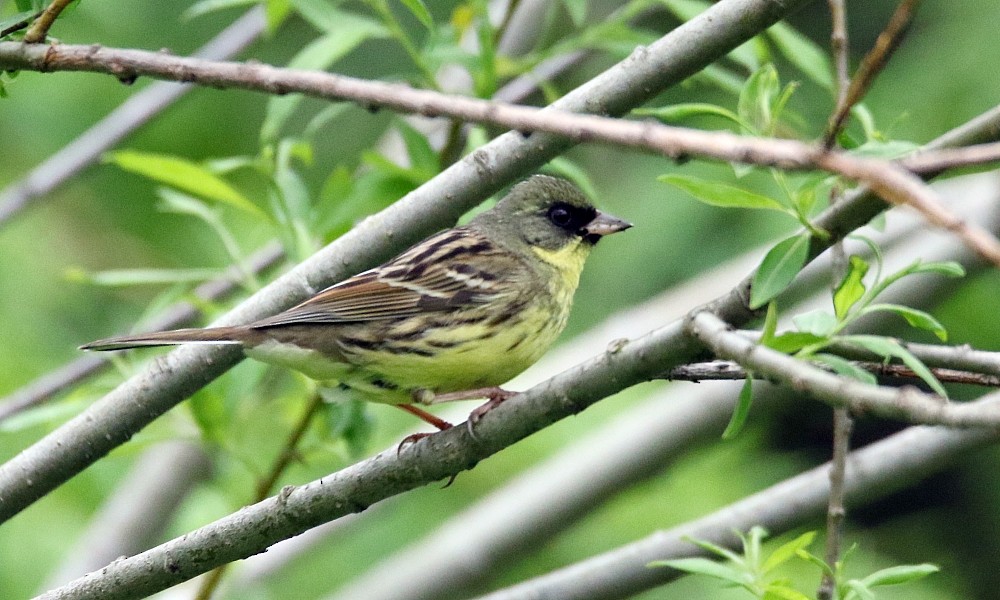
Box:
[821, 4, 854, 591]
[22, 0, 77, 43]
[822, 0, 920, 147]
[666, 360, 1000, 387]
[0, 9, 43, 38]
[3, 41, 999, 267]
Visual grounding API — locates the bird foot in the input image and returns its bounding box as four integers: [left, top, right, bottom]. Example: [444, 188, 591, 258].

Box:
[466, 388, 517, 439]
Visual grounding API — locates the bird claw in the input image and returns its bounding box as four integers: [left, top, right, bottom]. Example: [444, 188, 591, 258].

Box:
[465, 390, 516, 439]
[396, 432, 433, 456]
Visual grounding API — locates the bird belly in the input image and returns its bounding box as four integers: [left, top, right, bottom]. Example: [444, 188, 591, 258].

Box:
[347, 301, 569, 402]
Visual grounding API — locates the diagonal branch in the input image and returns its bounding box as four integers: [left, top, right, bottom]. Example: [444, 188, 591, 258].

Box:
[0, 0, 815, 525]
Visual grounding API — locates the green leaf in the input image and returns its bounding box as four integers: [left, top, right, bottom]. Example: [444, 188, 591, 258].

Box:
[266, 0, 293, 31]
[766, 22, 833, 89]
[863, 304, 948, 341]
[792, 309, 837, 337]
[911, 260, 966, 278]
[766, 331, 827, 353]
[182, 0, 256, 20]
[722, 379, 754, 439]
[761, 301, 779, 345]
[812, 353, 877, 385]
[560, 0, 587, 26]
[738, 64, 780, 134]
[840, 335, 947, 397]
[399, 0, 433, 29]
[833, 255, 869, 319]
[634, 103, 748, 129]
[260, 13, 387, 142]
[66, 267, 223, 287]
[762, 531, 816, 574]
[860, 563, 939, 587]
[659, 174, 787, 211]
[849, 139, 921, 159]
[396, 119, 439, 178]
[105, 150, 266, 219]
[649, 558, 748, 585]
[750, 233, 811, 308]
[764, 584, 813, 600]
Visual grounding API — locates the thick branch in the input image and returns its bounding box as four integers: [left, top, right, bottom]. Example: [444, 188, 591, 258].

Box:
[0, 0, 814, 525]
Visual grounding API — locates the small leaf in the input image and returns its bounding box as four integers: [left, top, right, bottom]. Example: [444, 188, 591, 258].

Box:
[105, 150, 266, 219]
[560, 0, 587, 26]
[840, 335, 947, 397]
[260, 13, 387, 141]
[792, 309, 838, 337]
[812, 353, 877, 385]
[399, 0, 433, 29]
[762, 531, 816, 574]
[766, 22, 833, 89]
[738, 64, 780, 134]
[634, 103, 747, 129]
[750, 233, 811, 308]
[722, 379, 754, 439]
[911, 261, 966, 278]
[182, 0, 256, 20]
[396, 119, 439, 178]
[860, 563, 939, 587]
[649, 558, 748, 585]
[763, 584, 813, 600]
[766, 331, 827, 353]
[833, 255, 869, 319]
[266, 0, 293, 31]
[863, 304, 948, 341]
[659, 174, 787, 211]
[761, 301, 779, 345]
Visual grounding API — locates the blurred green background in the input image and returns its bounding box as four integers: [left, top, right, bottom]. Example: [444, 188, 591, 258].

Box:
[2, 0, 999, 598]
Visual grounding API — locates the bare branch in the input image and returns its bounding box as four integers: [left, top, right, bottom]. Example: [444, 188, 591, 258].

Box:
[666, 360, 1000, 387]
[3, 43, 1000, 264]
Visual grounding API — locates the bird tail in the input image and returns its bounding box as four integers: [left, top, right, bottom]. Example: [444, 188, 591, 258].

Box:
[80, 326, 250, 351]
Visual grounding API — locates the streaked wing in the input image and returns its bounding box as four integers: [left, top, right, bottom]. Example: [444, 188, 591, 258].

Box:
[251, 227, 526, 328]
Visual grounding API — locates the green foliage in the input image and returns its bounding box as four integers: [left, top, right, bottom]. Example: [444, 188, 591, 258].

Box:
[654, 527, 938, 600]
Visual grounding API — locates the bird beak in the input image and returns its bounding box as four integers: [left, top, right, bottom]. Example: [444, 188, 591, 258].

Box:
[580, 210, 632, 242]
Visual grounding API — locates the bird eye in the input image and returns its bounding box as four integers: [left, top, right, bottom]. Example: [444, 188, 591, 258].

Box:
[547, 205, 573, 228]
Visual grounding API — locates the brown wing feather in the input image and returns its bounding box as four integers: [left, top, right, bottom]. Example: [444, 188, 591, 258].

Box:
[250, 227, 529, 328]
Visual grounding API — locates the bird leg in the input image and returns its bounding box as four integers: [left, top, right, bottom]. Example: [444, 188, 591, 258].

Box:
[395, 404, 453, 455]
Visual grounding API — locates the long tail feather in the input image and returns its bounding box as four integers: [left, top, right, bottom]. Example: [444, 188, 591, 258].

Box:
[80, 326, 250, 351]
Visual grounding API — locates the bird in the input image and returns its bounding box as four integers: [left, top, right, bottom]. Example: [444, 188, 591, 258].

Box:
[81, 175, 632, 439]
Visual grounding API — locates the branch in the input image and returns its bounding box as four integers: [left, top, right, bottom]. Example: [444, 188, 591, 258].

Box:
[4, 48, 1000, 264]
[686, 311, 1000, 428]
[0, 6, 266, 226]
[665, 360, 1000, 387]
[36, 128, 1000, 600]
[473, 395, 1000, 600]
[22, 0, 76, 43]
[0, 0, 813, 525]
